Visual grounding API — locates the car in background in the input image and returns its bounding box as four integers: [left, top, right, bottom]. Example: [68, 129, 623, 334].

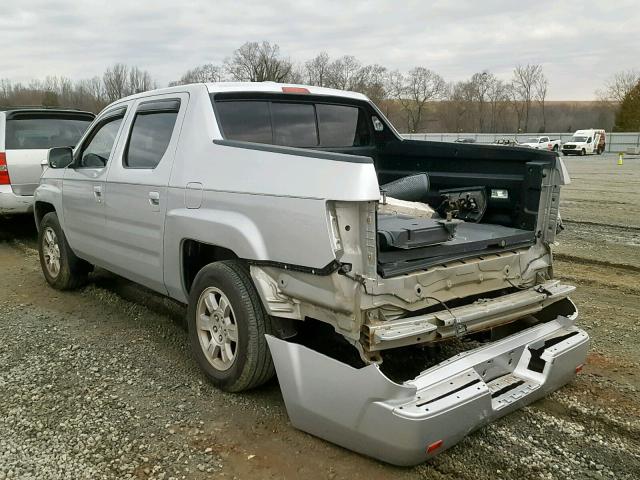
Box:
[561, 129, 606, 156]
[0, 108, 94, 215]
[493, 138, 519, 147]
[454, 137, 476, 143]
[520, 136, 561, 152]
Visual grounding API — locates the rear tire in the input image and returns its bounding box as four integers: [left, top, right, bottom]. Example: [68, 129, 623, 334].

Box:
[38, 212, 89, 290]
[187, 260, 275, 392]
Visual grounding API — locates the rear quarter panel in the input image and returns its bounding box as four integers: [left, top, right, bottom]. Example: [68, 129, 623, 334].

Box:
[163, 88, 380, 302]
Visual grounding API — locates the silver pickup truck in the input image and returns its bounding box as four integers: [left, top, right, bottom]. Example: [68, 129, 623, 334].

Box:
[34, 82, 588, 466]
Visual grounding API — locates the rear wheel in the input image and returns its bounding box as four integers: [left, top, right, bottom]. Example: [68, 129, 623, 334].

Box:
[187, 260, 274, 392]
[38, 212, 89, 290]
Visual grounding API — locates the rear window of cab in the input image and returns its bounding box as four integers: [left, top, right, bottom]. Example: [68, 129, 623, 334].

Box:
[213, 98, 372, 148]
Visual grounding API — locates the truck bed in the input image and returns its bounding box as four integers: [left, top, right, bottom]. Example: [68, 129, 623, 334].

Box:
[377, 214, 535, 276]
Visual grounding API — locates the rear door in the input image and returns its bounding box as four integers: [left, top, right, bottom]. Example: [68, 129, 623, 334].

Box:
[102, 93, 188, 293]
[4, 111, 93, 196]
[62, 106, 129, 263]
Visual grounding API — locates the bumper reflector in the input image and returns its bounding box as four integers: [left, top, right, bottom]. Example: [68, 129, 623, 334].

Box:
[426, 440, 443, 454]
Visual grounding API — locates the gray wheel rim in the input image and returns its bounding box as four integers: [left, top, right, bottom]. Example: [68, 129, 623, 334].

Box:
[196, 287, 238, 371]
[42, 227, 61, 278]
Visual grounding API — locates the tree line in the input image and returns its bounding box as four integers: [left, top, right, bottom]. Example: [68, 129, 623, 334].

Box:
[1, 41, 636, 133]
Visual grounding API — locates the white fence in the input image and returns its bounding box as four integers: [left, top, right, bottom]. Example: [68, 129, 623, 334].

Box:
[402, 132, 640, 153]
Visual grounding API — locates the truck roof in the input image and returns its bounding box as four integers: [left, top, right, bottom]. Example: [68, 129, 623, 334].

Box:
[204, 82, 370, 101]
[104, 82, 370, 111]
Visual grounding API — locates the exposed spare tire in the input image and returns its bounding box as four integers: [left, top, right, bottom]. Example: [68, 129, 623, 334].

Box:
[381, 173, 429, 202]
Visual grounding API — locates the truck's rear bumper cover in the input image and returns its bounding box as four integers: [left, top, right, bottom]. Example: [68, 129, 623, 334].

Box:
[266, 309, 588, 466]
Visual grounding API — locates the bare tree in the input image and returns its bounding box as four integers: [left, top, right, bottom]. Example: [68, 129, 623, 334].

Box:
[506, 82, 525, 133]
[389, 67, 448, 132]
[469, 71, 495, 132]
[596, 69, 640, 103]
[103, 63, 129, 102]
[511, 64, 544, 132]
[486, 78, 509, 133]
[326, 55, 363, 90]
[170, 63, 225, 85]
[128, 66, 155, 94]
[225, 41, 292, 82]
[305, 52, 331, 86]
[441, 80, 476, 132]
[535, 75, 548, 132]
[102, 64, 155, 102]
[76, 76, 108, 111]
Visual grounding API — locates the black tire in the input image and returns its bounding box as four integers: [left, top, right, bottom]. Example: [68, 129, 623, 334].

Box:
[581, 149, 586, 156]
[187, 260, 274, 392]
[38, 212, 88, 290]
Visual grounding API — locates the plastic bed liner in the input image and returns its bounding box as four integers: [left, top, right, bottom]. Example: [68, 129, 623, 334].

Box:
[266, 308, 588, 466]
[378, 222, 535, 277]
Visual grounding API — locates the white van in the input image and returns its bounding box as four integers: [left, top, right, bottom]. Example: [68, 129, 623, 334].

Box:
[561, 129, 606, 156]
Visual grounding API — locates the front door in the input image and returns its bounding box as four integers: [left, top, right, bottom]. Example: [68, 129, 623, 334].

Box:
[62, 107, 128, 263]
[103, 93, 188, 294]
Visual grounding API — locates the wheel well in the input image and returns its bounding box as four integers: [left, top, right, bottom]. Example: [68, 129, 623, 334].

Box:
[182, 239, 238, 293]
[34, 201, 56, 230]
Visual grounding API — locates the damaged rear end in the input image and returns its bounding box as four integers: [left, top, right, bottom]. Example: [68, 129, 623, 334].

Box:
[266, 300, 587, 465]
[231, 93, 587, 464]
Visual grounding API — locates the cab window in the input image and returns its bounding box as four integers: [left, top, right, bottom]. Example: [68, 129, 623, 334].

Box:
[271, 103, 317, 147]
[77, 115, 124, 168]
[124, 100, 180, 169]
[214, 97, 372, 148]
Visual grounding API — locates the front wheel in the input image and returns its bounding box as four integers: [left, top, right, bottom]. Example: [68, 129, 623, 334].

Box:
[187, 260, 275, 392]
[38, 212, 89, 290]
[581, 149, 586, 156]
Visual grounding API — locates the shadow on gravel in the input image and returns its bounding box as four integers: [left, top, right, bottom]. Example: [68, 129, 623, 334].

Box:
[0, 214, 37, 243]
[90, 268, 188, 329]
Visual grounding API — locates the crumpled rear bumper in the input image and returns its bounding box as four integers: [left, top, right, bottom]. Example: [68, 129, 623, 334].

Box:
[266, 308, 589, 466]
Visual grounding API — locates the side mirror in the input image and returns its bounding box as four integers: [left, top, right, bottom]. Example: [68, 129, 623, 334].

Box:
[48, 147, 74, 169]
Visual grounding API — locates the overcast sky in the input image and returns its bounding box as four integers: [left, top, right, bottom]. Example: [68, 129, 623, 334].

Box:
[2, 0, 638, 100]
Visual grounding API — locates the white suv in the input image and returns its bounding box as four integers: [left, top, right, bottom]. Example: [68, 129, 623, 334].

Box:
[0, 108, 93, 214]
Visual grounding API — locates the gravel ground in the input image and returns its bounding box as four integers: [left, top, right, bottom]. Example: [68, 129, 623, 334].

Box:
[0, 155, 639, 479]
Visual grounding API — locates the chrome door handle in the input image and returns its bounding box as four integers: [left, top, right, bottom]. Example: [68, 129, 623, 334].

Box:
[148, 191, 160, 206]
[93, 185, 102, 203]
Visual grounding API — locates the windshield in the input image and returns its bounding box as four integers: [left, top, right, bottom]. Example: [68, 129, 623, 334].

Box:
[5, 115, 93, 149]
[527, 138, 540, 143]
[570, 136, 588, 142]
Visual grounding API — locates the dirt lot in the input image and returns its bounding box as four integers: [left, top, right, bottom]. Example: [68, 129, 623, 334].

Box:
[1, 154, 639, 480]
